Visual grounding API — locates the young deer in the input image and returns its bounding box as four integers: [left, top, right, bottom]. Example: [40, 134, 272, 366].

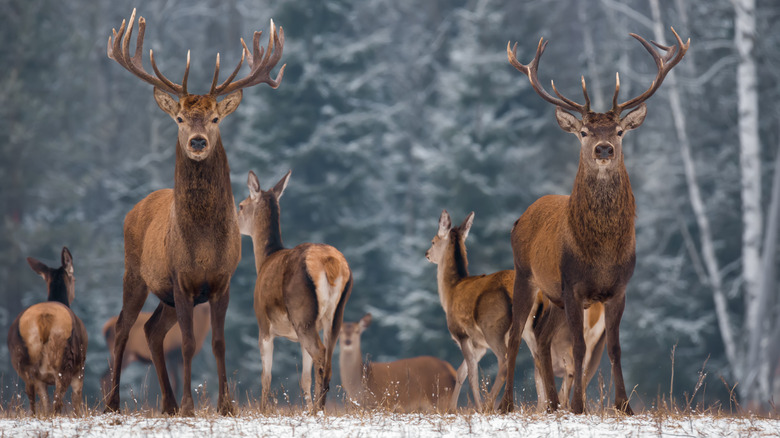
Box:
[7, 247, 88, 415]
[104, 10, 285, 415]
[100, 303, 211, 397]
[499, 29, 689, 415]
[238, 170, 352, 411]
[425, 210, 512, 412]
[339, 313, 457, 413]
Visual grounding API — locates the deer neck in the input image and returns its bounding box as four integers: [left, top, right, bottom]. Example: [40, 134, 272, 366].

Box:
[436, 239, 469, 311]
[249, 202, 284, 272]
[339, 345, 367, 399]
[47, 275, 71, 307]
[173, 137, 236, 233]
[568, 158, 636, 261]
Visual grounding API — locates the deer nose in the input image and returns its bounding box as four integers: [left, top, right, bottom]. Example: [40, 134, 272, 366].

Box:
[594, 144, 614, 159]
[190, 137, 207, 151]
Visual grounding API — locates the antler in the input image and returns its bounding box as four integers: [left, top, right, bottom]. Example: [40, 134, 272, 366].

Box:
[107, 9, 189, 96]
[507, 38, 591, 115]
[209, 20, 286, 96]
[612, 27, 690, 114]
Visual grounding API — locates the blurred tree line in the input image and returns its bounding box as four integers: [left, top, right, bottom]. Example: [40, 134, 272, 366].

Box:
[1, 0, 778, 411]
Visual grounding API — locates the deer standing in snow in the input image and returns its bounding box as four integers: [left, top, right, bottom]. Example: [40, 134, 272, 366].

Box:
[238, 170, 352, 411]
[425, 210, 512, 412]
[103, 9, 285, 415]
[499, 29, 689, 414]
[7, 247, 88, 415]
[339, 313, 457, 412]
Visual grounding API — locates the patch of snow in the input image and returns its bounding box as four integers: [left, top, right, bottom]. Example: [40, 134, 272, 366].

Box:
[0, 413, 778, 437]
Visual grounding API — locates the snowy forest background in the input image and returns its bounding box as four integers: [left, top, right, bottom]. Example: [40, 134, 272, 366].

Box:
[1, 0, 779, 411]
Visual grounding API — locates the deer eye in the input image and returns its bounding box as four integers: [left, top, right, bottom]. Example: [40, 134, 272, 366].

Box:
[212, 117, 219, 123]
[617, 130, 624, 136]
[177, 117, 183, 123]
[580, 131, 588, 137]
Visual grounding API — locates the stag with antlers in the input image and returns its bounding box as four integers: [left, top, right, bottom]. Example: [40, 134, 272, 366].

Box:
[103, 9, 285, 416]
[498, 29, 689, 415]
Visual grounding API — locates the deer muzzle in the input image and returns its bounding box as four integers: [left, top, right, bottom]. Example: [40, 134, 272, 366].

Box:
[190, 136, 208, 151]
[594, 143, 614, 160]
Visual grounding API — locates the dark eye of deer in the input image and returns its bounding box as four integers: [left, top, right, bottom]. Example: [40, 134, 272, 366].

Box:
[177, 117, 183, 123]
[580, 131, 588, 137]
[212, 117, 219, 123]
[617, 130, 624, 136]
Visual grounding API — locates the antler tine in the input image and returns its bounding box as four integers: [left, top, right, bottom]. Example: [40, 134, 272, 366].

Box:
[507, 38, 588, 115]
[580, 76, 591, 111]
[212, 19, 286, 96]
[107, 9, 185, 96]
[614, 27, 689, 113]
[612, 72, 621, 110]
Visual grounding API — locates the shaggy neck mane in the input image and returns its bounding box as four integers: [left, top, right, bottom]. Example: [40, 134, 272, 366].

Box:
[443, 231, 469, 283]
[173, 137, 234, 228]
[47, 270, 70, 307]
[252, 197, 285, 271]
[568, 160, 636, 261]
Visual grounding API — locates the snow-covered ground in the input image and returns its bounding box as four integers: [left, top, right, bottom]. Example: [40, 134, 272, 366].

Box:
[1, 412, 779, 437]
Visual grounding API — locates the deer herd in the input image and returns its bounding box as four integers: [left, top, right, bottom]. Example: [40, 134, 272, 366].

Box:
[6, 9, 688, 417]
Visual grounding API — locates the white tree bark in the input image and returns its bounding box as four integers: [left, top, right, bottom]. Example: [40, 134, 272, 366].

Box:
[647, 0, 738, 371]
[733, 0, 765, 405]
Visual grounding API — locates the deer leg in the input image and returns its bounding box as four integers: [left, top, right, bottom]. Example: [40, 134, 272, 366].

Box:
[558, 360, 574, 410]
[53, 373, 68, 414]
[144, 302, 178, 415]
[25, 381, 36, 416]
[498, 268, 535, 413]
[450, 360, 467, 411]
[210, 288, 234, 416]
[173, 284, 196, 417]
[605, 290, 633, 415]
[533, 363, 546, 411]
[534, 325, 559, 412]
[563, 286, 586, 414]
[259, 335, 274, 411]
[300, 346, 315, 410]
[459, 339, 486, 412]
[71, 374, 84, 416]
[105, 271, 148, 413]
[304, 337, 328, 412]
[36, 381, 49, 416]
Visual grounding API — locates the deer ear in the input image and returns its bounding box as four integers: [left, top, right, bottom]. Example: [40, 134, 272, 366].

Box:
[437, 210, 452, 239]
[272, 170, 292, 200]
[61, 247, 74, 276]
[247, 171, 261, 199]
[360, 313, 373, 330]
[218, 90, 243, 117]
[555, 107, 581, 134]
[620, 103, 647, 132]
[153, 88, 179, 118]
[459, 212, 475, 240]
[27, 257, 49, 280]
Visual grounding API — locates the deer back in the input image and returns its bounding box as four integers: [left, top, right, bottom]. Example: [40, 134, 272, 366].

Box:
[8, 248, 87, 388]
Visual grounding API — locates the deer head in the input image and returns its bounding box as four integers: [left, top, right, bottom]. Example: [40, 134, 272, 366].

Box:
[508, 28, 689, 178]
[339, 313, 372, 352]
[425, 210, 474, 265]
[237, 170, 291, 236]
[26, 246, 75, 306]
[107, 9, 285, 161]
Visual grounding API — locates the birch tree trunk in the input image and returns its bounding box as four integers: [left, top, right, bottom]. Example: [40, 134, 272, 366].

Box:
[648, 0, 738, 365]
[732, 0, 765, 406]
